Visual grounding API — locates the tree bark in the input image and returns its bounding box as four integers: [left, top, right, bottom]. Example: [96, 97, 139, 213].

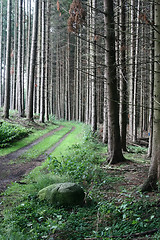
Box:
[148, 2, 154, 158]
[3, 0, 11, 119]
[0, 0, 3, 108]
[128, 0, 135, 139]
[39, 0, 45, 123]
[36, 0, 42, 115]
[25, 0, 31, 113]
[103, 0, 125, 164]
[119, 0, 127, 151]
[12, 0, 18, 110]
[85, 0, 90, 124]
[91, 0, 97, 132]
[132, 0, 140, 142]
[45, 0, 50, 122]
[141, 1, 160, 191]
[17, 0, 24, 117]
[27, 0, 39, 121]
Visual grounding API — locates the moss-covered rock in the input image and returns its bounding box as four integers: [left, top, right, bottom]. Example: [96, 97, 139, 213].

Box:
[38, 182, 85, 206]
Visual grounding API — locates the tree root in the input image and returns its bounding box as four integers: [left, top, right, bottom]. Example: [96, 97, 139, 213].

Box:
[140, 177, 158, 192]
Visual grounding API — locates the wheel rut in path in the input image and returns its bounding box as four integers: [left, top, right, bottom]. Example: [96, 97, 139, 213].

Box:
[0, 125, 64, 162]
[0, 126, 75, 194]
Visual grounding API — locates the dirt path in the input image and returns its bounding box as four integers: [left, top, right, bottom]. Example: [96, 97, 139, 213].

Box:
[0, 126, 75, 194]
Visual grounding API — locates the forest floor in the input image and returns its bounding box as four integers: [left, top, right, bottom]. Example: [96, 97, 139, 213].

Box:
[0, 123, 75, 194]
[0, 116, 159, 239]
[0, 122, 150, 198]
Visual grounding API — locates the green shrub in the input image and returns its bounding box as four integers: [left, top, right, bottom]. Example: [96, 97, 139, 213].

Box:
[0, 122, 29, 147]
[47, 142, 101, 183]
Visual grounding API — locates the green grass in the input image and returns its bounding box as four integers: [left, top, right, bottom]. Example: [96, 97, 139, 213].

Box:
[13, 125, 73, 163]
[123, 145, 149, 164]
[0, 123, 59, 156]
[48, 122, 84, 158]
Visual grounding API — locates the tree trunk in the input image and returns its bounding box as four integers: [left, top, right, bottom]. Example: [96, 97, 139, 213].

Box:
[148, 2, 154, 158]
[103, 0, 125, 164]
[3, 0, 11, 119]
[132, 0, 140, 142]
[91, 0, 97, 132]
[141, 1, 160, 191]
[25, 0, 31, 113]
[79, 31, 82, 122]
[39, 0, 45, 123]
[27, 0, 39, 121]
[12, 0, 18, 110]
[103, 48, 108, 144]
[128, 0, 135, 139]
[17, 0, 24, 117]
[45, 0, 50, 122]
[0, 0, 3, 108]
[36, 0, 42, 115]
[85, 0, 90, 124]
[119, 0, 127, 151]
[76, 34, 79, 121]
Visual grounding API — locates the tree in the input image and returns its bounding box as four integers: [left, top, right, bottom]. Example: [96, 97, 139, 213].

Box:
[128, 0, 134, 139]
[103, 0, 125, 164]
[0, 0, 2, 108]
[45, 0, 50, 122]
[17, 0, 24, 117]
[3, 0, 11, 119]
[11, 0, 18, 110]
[27, 0, 39, 121]
[141, 1, 160, 191]
[25, 0, 31, 112]
[39, 0, 45, 123]
[90, 0, 97, 132]
[36, 0, 42, 115]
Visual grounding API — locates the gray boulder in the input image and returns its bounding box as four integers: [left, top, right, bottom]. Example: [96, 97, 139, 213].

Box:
[38, 182, 85, 206]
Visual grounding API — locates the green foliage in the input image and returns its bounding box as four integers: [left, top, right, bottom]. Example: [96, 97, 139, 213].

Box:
[49, 114, 56, 123]
[97, 194, 160, 239]
[47, 141, 102, 183]
[0, 122, 29, 148]
[128, 145, 147, 154]
[0, 196, 98, 240]
[1, 198, 67, 240]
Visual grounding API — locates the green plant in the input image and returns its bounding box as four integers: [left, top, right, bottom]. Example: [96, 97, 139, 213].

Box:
[97, 195, 160, 239]
[47, 142, 101, 183]
[0, 122, 29, 148]
[49, 115, 56, 123]
[1, 198, 67, 240]
[127, 145, 147, 154]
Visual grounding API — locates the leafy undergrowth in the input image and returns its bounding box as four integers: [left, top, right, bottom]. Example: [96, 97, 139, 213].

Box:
[0, 121, 29, 148]
[0, 125, 160, 240]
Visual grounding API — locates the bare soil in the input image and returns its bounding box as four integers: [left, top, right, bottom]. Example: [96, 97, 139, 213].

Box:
[0, 126, 75, 194]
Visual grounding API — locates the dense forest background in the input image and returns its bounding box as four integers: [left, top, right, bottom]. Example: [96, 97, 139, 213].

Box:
[0, 0, 160, 190]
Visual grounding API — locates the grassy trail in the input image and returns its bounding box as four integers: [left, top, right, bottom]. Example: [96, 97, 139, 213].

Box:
[0, 122, 83, 194]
